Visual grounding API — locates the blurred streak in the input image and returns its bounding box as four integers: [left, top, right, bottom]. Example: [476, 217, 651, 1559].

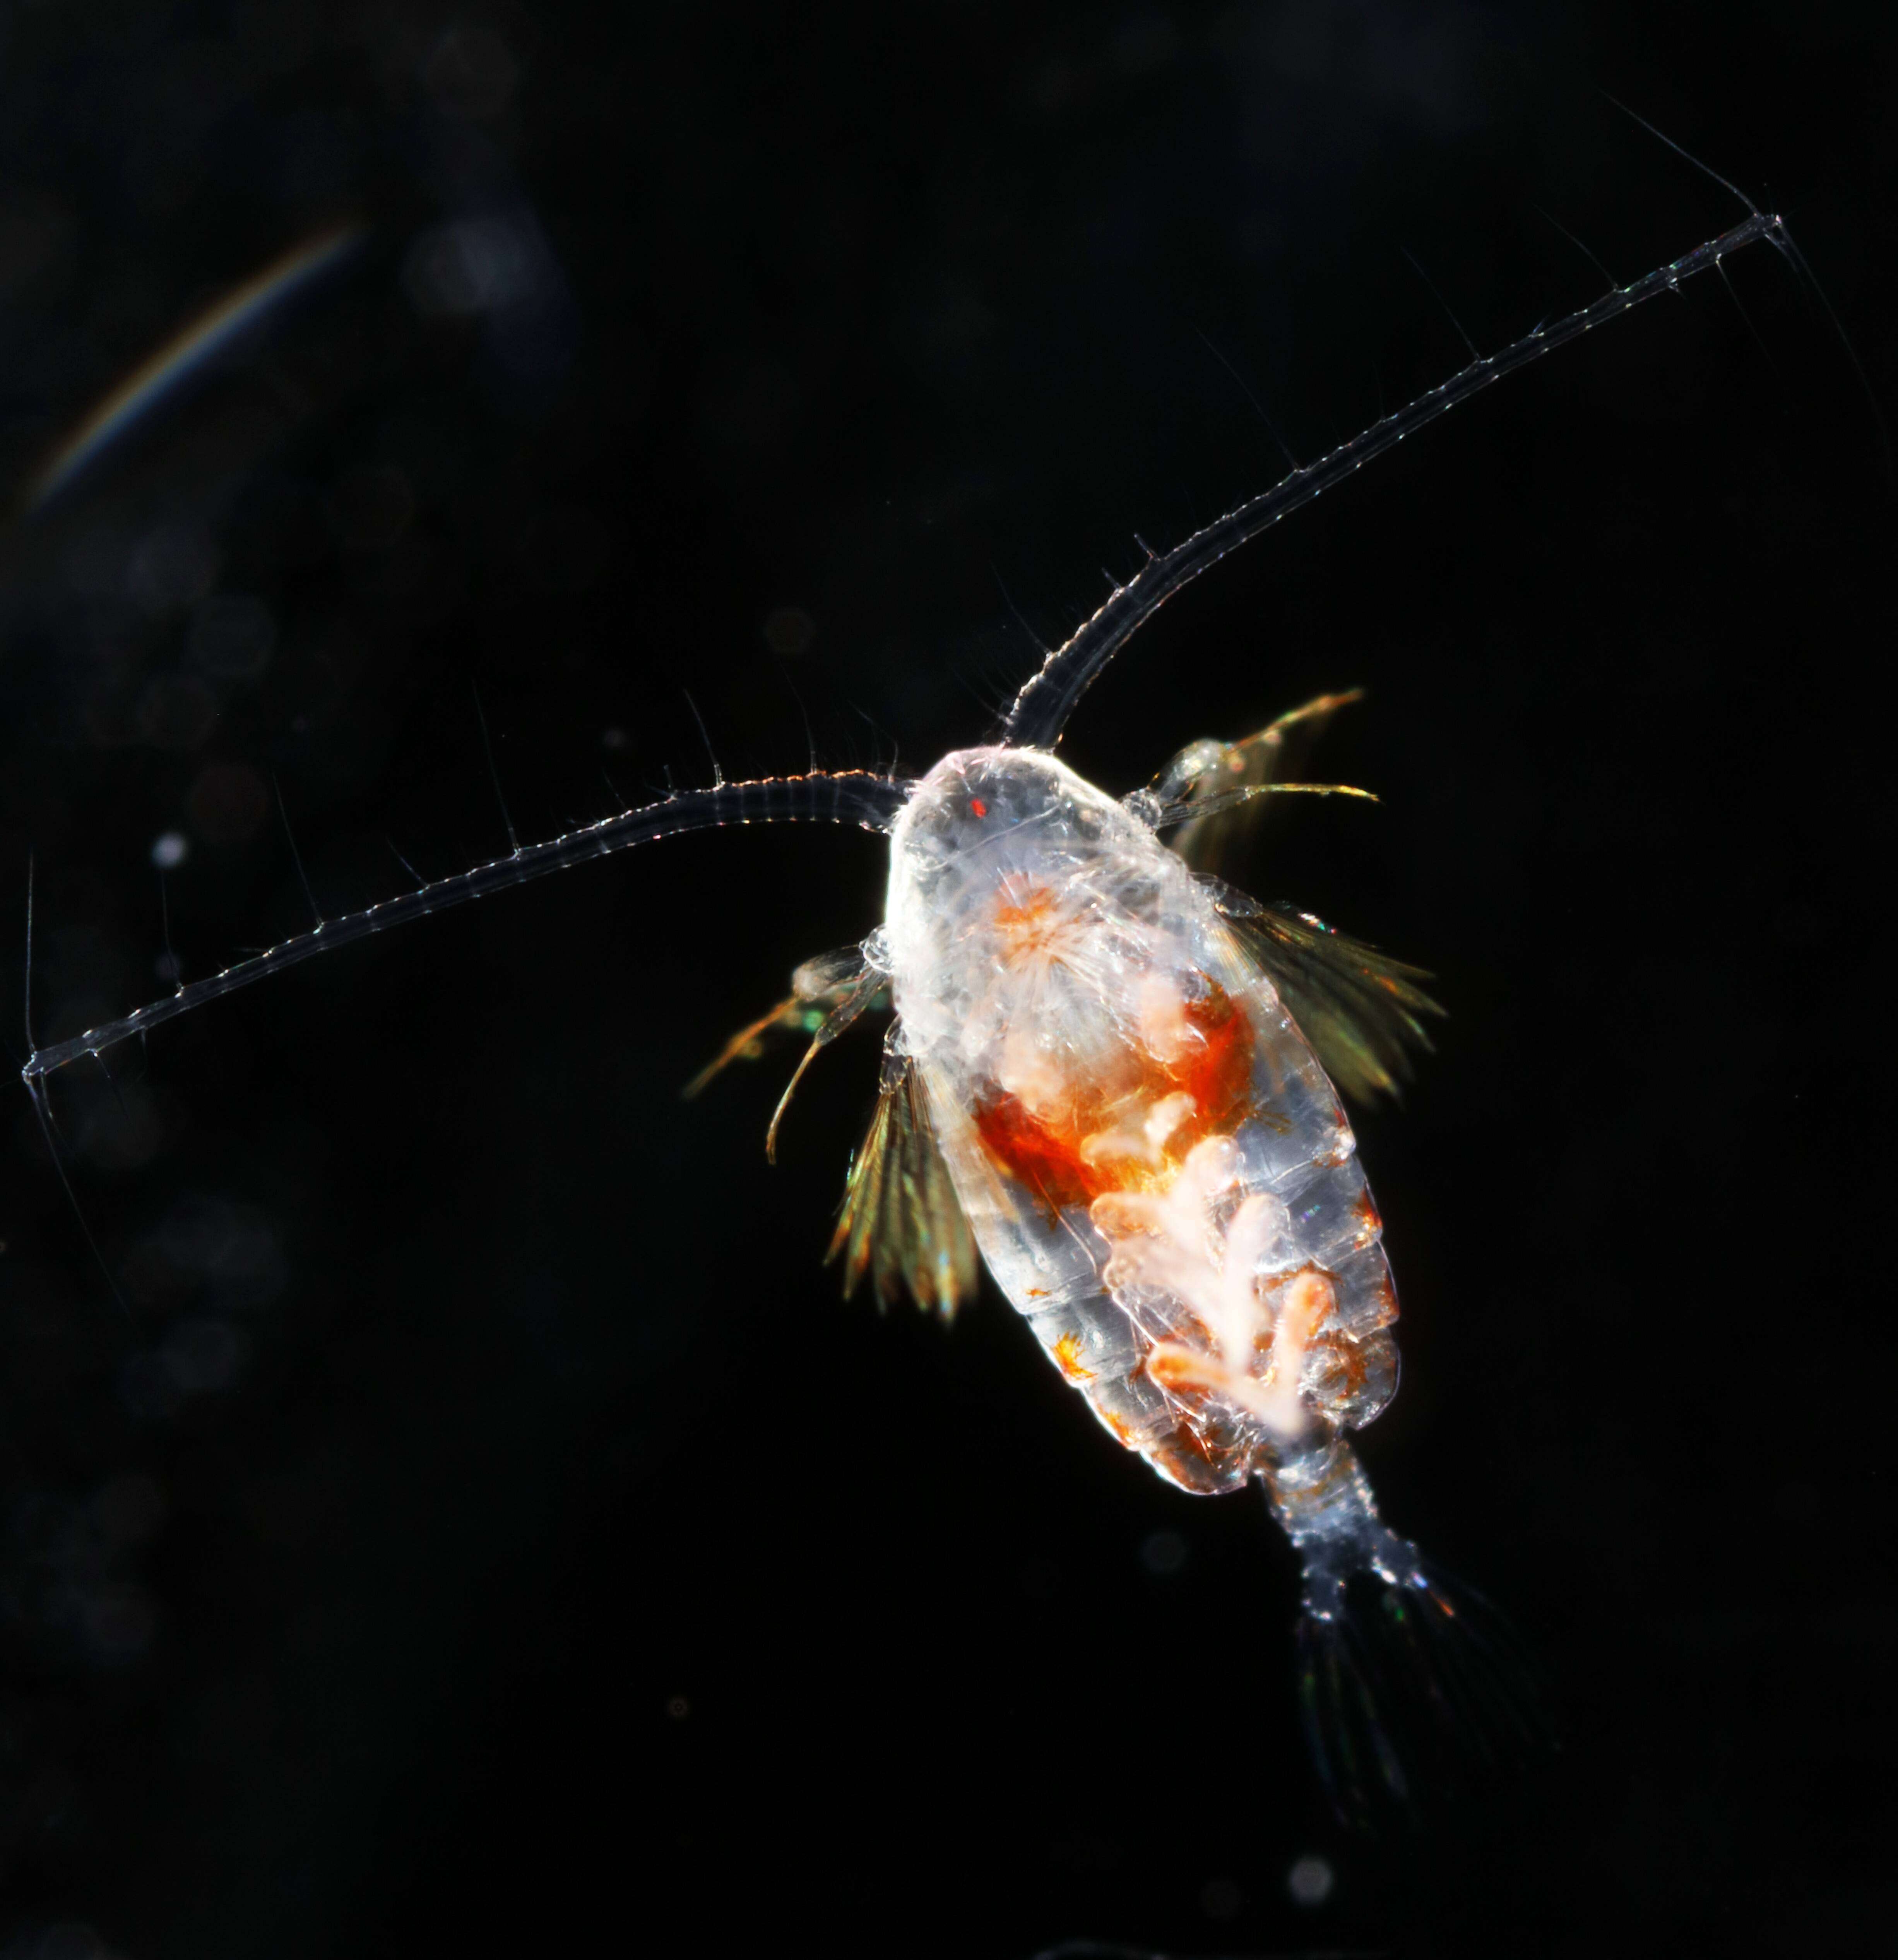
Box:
[23, 223, 365, 512]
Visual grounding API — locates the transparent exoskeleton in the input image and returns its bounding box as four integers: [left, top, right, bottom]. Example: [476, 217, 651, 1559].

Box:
[24, 207, 1784, 1819]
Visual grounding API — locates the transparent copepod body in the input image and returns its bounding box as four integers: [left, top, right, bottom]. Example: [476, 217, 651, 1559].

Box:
[883, 746, 1400, 1497]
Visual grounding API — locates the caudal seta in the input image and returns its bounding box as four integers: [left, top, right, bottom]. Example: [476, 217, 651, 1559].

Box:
[972, 971, 1257, 1216]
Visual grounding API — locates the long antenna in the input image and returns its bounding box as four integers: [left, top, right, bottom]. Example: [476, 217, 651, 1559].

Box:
[22, 770, 912, 1081]
[1604, 93, 1893, 487]
[24, 853, 130, 1311]
[1001, 211, 1784, 750]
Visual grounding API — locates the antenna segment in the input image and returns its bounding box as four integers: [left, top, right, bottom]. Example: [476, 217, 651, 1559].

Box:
[23, 212, 1793, 1087]
[1001, 211, 1784, 750]
[23, 771, 909, 1080]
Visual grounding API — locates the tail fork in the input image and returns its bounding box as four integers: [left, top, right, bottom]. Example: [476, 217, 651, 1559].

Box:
[1262, 1431, 1549, 1825]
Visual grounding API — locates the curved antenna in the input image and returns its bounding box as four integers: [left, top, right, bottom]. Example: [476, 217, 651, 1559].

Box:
[1001, 211, 1783, 751]
[22, 770, 910, 1081]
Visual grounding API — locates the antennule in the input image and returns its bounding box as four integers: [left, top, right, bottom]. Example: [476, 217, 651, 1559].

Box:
[21, 770, 912, 1083]
[1001, 211, 1782, 751]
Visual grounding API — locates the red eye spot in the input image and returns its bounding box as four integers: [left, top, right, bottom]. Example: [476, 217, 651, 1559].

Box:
[970, 797, 988, 818]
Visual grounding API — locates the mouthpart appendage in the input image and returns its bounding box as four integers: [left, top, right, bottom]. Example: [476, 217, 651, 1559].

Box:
[1264, 1429, 1548, 1824]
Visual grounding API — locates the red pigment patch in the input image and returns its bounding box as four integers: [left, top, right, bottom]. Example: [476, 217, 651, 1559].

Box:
[972, 977, 1256, 1215]
[971, 1090, 1099, 1212]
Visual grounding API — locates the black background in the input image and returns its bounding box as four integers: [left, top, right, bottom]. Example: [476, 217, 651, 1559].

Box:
[1, 4, 1893, 1956]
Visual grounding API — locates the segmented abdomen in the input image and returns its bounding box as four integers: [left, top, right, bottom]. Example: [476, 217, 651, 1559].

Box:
[883, 745, 1401, 1494]
[912, 956, 1402, 1489]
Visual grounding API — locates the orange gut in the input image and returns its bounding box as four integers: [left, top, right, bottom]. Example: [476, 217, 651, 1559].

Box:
[972, 973, 1256, 1215]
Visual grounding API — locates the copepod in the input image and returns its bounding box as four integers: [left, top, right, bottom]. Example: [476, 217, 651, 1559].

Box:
[23, 207, 1788, 1816]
